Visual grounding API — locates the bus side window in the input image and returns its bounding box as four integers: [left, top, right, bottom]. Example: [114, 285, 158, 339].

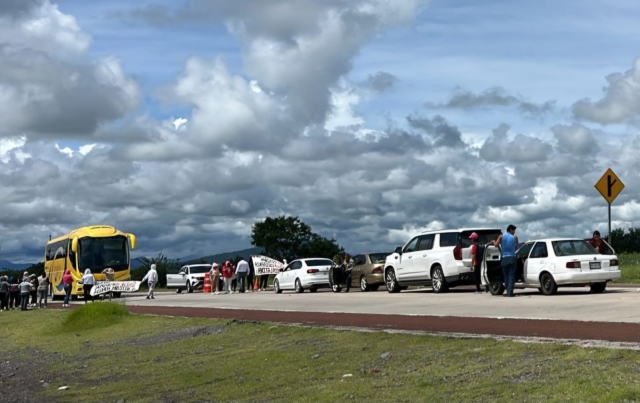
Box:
[68, 240, 77, 269]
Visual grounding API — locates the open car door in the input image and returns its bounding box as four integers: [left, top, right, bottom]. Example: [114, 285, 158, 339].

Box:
[481, 244, 503, 294]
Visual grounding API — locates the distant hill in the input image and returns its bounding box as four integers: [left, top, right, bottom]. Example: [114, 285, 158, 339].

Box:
[0, 260, 36, 271]
[184, 247, 262, 265]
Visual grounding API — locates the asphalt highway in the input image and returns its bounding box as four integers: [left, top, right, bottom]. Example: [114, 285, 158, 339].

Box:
[52, 286, 640, 343]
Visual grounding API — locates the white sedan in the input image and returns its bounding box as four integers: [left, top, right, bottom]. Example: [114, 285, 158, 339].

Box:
[482, 238, 621, 295]
[274, 258, 334, 293]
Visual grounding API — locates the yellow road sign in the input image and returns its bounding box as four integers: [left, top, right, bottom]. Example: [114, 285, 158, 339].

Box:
[595, 168, 625, 204]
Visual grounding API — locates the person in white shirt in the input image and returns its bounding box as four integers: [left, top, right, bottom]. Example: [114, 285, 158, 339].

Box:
[235, 259, 250, 293]
[81, 269, 96, 304]
[141, 264, 159, 300]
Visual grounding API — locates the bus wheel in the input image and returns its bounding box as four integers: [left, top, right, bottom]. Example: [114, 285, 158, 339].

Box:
[71, 294, 79, 301]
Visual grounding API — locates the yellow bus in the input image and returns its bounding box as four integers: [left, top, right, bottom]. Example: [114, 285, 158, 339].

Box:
[45, 225, 136, 300]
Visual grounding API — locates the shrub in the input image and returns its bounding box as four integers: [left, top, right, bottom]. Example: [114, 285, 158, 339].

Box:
[62, 302, 129, 332]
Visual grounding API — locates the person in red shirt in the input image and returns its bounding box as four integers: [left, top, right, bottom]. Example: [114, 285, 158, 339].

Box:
[469, 233, 485, 293]
[588, 231, 605, 254]
[221, 261, 234, 294]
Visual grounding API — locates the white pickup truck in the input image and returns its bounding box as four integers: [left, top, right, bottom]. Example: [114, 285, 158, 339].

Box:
[166, 264, 211, 293]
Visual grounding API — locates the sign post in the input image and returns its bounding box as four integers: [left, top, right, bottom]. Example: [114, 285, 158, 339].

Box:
[594, 168, 625, 244]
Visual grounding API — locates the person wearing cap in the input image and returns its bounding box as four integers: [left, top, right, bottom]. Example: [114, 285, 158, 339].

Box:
[492, 224, 519, 297]
[469, 233, 485, 293]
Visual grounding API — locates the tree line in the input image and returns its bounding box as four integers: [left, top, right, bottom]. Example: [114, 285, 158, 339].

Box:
[609, 228, 640, 254]
[130, 215, 344, 279]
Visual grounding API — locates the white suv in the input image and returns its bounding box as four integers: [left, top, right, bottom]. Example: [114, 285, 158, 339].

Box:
[384, 228, 502, 293]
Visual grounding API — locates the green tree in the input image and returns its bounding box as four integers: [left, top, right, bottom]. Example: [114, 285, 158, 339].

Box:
[251, 215, 344, 261]
[300, 233, 343, 260]
[131, 253, 180, 287]
[1, 262, 45, 280]
[610, 228, 628, 252]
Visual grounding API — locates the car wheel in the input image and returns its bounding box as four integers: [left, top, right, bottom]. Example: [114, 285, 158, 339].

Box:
[176, 288, 182, 294]
[385, 269, 400, 293]
[360, 276, 370, 292]
[370, 285, 380, 292]
[295, 279, 304, 293]
[187, 281, 193, 293]
[309, 287, 318, 293]
[431, 266, 449, 293]
[274, 279, 283, 294]
[540, 273, 558, 296]
[489, 281, 505, 296]
[329, 267, 342, 293]
[590, 282, 607, 294]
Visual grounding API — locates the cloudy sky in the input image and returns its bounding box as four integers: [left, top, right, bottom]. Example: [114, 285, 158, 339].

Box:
[2, 0, 640, 262]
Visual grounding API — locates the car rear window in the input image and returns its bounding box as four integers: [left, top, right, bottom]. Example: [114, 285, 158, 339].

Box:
[552, 240, 598, 257]
[459, 230, 502, 248]
[305, 259, 333, 267]
[369, 253, 390, 264]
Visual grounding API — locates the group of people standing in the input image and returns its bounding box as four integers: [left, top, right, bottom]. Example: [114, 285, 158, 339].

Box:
[0, 272, 50, 311]
[208, 259, 255, 295]
[207, 258, 269, 294]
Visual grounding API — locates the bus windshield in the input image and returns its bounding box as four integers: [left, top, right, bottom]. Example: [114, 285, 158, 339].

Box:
[79, 236, 129, 273]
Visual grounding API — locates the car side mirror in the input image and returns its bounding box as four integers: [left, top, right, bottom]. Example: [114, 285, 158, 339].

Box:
[394, 246, 403, 255]
[179, 270, 185, 275]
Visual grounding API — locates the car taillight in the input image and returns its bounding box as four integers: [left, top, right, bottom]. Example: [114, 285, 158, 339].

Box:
[453, 245, 462, 260]
[566, 261, 581, 269]
[307, 269, 319, 274]
[610, 259, 619, 266]
[372, 266, 383, 274]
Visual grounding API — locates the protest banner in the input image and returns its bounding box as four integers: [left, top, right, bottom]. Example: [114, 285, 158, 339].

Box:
[251, 255, 284, 276]
[90, 281, 141, 296]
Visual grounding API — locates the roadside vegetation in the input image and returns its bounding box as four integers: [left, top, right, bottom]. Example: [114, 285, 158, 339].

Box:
[3, 304, 640, 402]
[615, 253, 640, 283]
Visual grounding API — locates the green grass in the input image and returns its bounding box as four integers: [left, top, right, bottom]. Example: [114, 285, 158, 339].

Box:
[62, 301, 129, 332]
[615, 253, 640, 283]
[3, 309, 640, 402]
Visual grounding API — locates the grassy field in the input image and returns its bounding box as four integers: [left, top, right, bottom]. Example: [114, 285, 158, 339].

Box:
[3, 304, 640, 402]
[615, 253, 640, 283]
